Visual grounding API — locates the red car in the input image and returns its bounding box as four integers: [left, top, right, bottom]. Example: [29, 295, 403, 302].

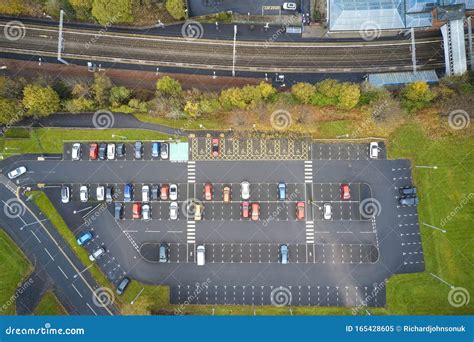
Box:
[341, 184, 351, 200]
[204, 183, 213, 201]
[160, 184, 169, 200]
[211, 138, 219, 157]
[242, 201, 249, 218]
[251, 203, 260, 221]
[296, 202, 305, 220]
[89, 143, 98, 160]
[132, 202, 141, 219]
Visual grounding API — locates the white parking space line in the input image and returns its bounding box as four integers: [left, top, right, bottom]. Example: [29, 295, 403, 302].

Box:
[57, 265, 69, 279]
[71, 284, 83, 298]
[86, 303, 98, 315]
[44, 248, 55, 261]
[30, 230, 42, 243]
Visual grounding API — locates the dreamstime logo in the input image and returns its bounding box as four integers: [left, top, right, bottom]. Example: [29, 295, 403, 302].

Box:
[4, 21, 26, 41]
[0, 278, 34, 313]
[270, 286, 292, 307]
[92, 110, 115, 129]
[270, 110, 292, 130]
[92, 287, 115, 308]
[440, 193, 473, 227]
[448, 287, 470, 308]
[181, 198, 203, 219]
[359, 21, 381, 41]
[448, 110, 470, 130]
[181, 21, 204, 40]
[352, 280, 386, 315]
[3, 198, 26, 219]
[359, 198, 382, 219]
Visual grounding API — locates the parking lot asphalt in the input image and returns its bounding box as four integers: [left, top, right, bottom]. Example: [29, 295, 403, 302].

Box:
[2, 139, 424, 308]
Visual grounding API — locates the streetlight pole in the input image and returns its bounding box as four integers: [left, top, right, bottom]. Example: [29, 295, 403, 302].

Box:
[232, 25, 237, 77]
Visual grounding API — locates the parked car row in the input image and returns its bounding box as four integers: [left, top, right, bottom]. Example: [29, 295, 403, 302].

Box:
[71, 141, 169, 160]
[398, 186, 419, 207]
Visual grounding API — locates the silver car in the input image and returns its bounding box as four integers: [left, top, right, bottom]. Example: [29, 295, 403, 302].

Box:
[241, 181, 250, 200]
[323, 203, 332, 220]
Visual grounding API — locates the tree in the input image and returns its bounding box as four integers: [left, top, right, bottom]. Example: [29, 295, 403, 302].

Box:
[92, 0, 133, 25]
[402, 81, 435, 103]
[0, 98, 24, 125]
[64, 98, 96, 113]
[70, 0, 93, 20]
[22, 85, 60, 116]
[256, 82, 276, 100]
[291, 82, 316, 104]
[184, 101, 200, 117]
[166, 0, 186, 20]
[401, 81, 436, 112]
[219, 87, 246, 110]
[0, 0, 25, 15]
[92, 73, 112, 107]
[109, 86, 131, 108]
[337, 83, 361, 110]
[156, 76, 182, 97]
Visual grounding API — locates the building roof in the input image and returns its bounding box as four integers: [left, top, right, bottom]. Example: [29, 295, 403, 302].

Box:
[329, 0, 472, 31]
[368, 70, 439, 87]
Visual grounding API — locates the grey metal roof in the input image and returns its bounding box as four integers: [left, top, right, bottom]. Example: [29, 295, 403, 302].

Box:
[368, 70, 439, 86]
[329, 0, 471, 31]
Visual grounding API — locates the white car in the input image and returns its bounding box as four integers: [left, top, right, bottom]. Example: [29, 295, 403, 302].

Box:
[323, 203, 332, 220]
[282, 2, 297, 10]
[196, 245, 206, 266]
[169, 202, 178, 220]
[72, 143, 81, 160]
[142, 204, 151, 220]
[107, 143, 115, 160]
[169, 184, 178, 201]
[7, 166, 27, 179]
[96, 186, 105, 201]
[369, 142, 379, 159]
[142, 185, 150, 202]
[89, 247, 105, 261]
[80, 186, 89, 202]
[241, 181, 250, 200]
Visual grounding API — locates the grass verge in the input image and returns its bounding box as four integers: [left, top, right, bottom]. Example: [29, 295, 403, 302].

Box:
[34, 291, 67, 315]
[0, 128, 180, 155]
[0, 229, 33, 315]
[386, 124, 473, 314]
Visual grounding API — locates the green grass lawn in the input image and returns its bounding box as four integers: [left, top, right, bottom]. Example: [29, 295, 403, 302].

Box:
[0, 229, 33, 315]
[0, 128, 181, 156]
[386, 124, 473, 314]
[34, 291, 67, 315]
[133, 114, 224, 130]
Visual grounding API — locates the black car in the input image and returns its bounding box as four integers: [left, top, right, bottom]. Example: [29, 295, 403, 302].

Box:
[114, 202, 123, 220]
[399, 186, 417, 196]
[116, 143, 126, 158]
[106, 187, 114, 203]
[98, 143, 107, 160]
[151, 185, 160, 201]
[134, 141, 143, 159]
[399, 196, 419, 207]
[116, 277, 130, 295]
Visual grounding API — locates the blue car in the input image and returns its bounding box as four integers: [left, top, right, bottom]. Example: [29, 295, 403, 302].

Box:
[124, 184, 133, 202]
[77, 232, 93, 246]
[151, 142, 161, 158]
[277, 182, 286, 201]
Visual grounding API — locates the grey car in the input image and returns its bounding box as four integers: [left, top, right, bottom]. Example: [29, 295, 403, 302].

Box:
[116, 277, 130, 295]
[134, 141, 143, 159]
[279, 244, 289, 264]
[159, 243, 169, 263]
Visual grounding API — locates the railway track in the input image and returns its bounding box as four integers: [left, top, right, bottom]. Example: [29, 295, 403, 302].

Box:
[0, 20, 448, 73]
